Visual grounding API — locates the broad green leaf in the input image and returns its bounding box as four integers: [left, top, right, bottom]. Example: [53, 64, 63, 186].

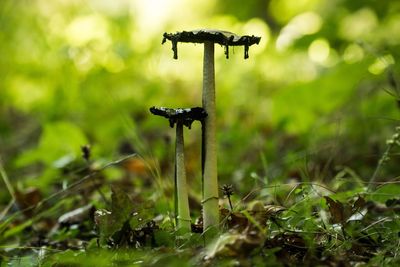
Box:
[95, 186, 134, 244]
[154, 229, 175, 247]
[110, 186, 134, 223]
[15, 121, 88, 167]
[368, 184, 400, 203]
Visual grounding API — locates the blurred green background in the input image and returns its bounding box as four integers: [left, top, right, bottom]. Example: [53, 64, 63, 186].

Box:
[1, 0, 400, 203]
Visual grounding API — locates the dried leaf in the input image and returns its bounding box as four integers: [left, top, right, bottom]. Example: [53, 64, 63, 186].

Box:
[220, 208, 248, 231]
[204, 229, 264, 260]
[95, 186, 135, 244]
[264, 205, 287, 217]
[352, 196, 366, 212]
[15, 187, 42, 217]
[123, 158, 148, 175]
[58, 204, 94, 227]
[324, 196, 350, 224]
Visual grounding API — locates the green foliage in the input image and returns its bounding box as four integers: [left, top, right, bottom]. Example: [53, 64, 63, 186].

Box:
[16, 122, 88, 167]
[1, 0, 400, 266]
[95, 187, 134, 245]
[368, 184, 400, 203]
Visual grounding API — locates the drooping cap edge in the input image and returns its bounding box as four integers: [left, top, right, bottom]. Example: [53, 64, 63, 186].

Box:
[162, 30, 261, 59]
[150, 106, 207, 129]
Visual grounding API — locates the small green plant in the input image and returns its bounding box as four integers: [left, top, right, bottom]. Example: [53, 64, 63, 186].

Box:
[221, 184, 234, 211]
[368, 126, 400, 191]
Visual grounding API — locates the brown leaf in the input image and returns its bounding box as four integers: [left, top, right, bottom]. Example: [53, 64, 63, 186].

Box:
[15, 187, 42, 217]
[220, 208, 248, 231]
[264, 205, 287, 216]
[352, 196, 366, 212]
[204, 229, 265, 260]
[324, 196, 350, 224]
[58, 204, 94, 227]
[123, 158, 148, 175]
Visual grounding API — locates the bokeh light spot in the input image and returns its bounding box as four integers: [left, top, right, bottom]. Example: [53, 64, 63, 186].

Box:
[242, 18, 270, 52]
[269, 0, 320, 24]
[308, 38, 330, 64]
[339, 8, 378, 41]
[276, 12, 322, 51]
[65, 14, 110, 48]
[343, 43, 364, 64]
[368, 54, 395, 75]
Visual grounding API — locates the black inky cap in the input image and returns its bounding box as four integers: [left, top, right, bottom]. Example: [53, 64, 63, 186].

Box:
[150, 107, 207, 129]
[162, 29, 261, 60]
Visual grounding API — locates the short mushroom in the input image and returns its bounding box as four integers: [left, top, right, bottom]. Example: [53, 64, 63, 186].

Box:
[150, 106, 207, 232]
[162, 29, 261, 236]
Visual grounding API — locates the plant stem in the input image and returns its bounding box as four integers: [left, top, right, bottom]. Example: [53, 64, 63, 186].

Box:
[228, 196, 233, 211]
[175, 122, 191, 231]
[368, 129, 400, 191]
[368, 144, 392, 192]
[0, 156, 16, 202]
[202, 41, 219, 237]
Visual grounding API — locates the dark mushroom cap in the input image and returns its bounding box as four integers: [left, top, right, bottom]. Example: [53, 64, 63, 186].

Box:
[150, 106, 207, 129]
[162, 29, 261, 59]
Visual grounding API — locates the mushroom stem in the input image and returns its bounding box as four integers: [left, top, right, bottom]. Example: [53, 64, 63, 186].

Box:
[175, 121, 191, 231]
[202, 41, 219, 236]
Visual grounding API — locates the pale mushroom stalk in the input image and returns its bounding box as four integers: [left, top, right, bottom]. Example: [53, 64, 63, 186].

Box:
[175, 121, 191, 231]
[202, 41, 219, 235]
[150, 106, 207, 232]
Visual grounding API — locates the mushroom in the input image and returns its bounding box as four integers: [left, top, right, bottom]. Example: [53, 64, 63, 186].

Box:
[162, 30, 261, 236]
[150, 106, 207, 232]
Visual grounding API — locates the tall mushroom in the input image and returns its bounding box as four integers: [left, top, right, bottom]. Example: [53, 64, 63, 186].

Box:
[162, 30, 261, 236]
[150, 106, 207, 232]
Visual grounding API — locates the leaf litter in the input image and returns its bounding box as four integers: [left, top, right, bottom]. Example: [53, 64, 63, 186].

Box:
[1, 155, 400, 266]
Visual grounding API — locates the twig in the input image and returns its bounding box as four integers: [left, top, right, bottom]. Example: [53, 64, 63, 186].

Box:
[0, 199, 15, 221]
[368, 145, 393, 191]
[0, 156, 16, 202]
[7, 153, 137, 219]
[240, 182, 336, 205]
[81, 146, 110, 206]
[368, 127, 400, 191]
[360, 217, 391, 233]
